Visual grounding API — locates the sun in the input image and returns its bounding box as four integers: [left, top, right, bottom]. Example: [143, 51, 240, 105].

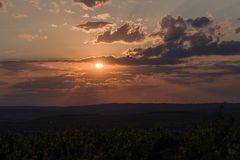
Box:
[95, 63, 104, 69]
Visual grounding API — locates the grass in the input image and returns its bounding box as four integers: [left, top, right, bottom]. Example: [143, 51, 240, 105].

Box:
[0, 119, 240, 160]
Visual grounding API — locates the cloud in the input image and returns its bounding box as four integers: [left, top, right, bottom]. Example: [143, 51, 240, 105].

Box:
[64, 9, 75, 14]
[0, 61, 47, 72]
[73, 0, 111, 10]
[0, 0, 10, 11]
[26, 0, 40, 6]
[83, 13, 90, 18]
[152, 16, 213, 42]
[93, 13, 110, 20]
[50, 24, 58, 28]
[72, 21, 113, 33]
[12, 13, 28, 19]
[48, 1, 61, 14]
[1, 59, 240, 106]
[0, 81, 7, 86]
[18, 34, 48, 42]
[236, 27, 240, 34]
[81, 15, 240, 65]
[77, 55, 180, 65]
[127, 41, 240, 63]
[14, 76, 75, 90]
[93, 16, 213, 45]
[188, 17, 212, 28]
[26, 0, 40, 5]
[158, 15, 187, 42]
[124, 15, 240, 63]
[96, 23, 147, 44]
[25, 0, 42, 10]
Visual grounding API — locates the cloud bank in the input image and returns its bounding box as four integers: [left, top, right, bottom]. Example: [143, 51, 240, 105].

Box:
[18, 34, 48, 42]
[96, 23, 147, 44]
[73, 0, 111, 10]
[83, 15, 240, 65]
[73, 21, 113, 33]
[1, 59, 240, 105]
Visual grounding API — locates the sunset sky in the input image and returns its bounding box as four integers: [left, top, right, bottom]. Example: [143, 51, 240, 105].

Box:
[0, 0, 240, 106]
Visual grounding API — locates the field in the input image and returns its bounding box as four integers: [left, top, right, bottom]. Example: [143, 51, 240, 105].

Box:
[0, 122, 240, 160]
[0, 104, 240, 159]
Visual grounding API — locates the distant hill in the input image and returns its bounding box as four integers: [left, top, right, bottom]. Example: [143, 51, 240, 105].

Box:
[0, 103, 239, 122]
[0, 103, 239, 131]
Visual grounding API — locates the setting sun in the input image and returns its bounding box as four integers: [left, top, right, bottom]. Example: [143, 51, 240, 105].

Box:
[95, 63, 104, 69]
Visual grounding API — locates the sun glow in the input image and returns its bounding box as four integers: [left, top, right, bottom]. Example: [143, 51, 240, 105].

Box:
[95, 63, 104, 69]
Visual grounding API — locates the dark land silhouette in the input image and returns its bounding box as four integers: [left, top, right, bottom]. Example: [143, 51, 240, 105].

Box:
[0, 103, 239, 132]
[1, 103, 240, 159]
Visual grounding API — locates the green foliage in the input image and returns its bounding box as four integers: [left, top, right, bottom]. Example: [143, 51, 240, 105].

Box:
[0, 125, 240, 160]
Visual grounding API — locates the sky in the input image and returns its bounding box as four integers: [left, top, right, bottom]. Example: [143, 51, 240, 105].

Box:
[0, 0, 240, 106]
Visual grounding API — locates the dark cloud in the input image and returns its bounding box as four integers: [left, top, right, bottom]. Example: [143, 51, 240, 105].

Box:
[152, 16, 212, 43]
[79, 56, 181, 65]
[14, 76, 75, 90]
[0, 0, 9, 11]
[0, 81, 7, 86]
[96, 23, 146, 43]
[80, 41, 240, 65]
[189, 17, 212, 28]
[124, 40, 240, 64]
[73, 21, 113, 32]
[160, 15, 187, 42]
[236, 27, 240, 34]
[209, 25, 223, 42]
[1, 60, 240, 105]
[73, 0, 111, 9]
[8, 60, 240, 91]
[123, 15, 240, 64]
[81, 15, 240, 65]
[0, 61, 56, 73]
